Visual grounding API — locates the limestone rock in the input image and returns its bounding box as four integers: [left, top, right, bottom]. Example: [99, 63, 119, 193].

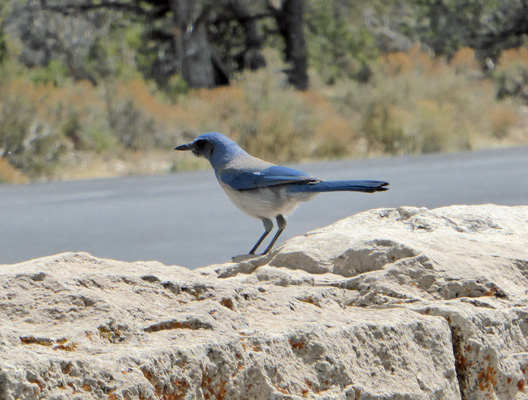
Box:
[1, 205, 528, 399]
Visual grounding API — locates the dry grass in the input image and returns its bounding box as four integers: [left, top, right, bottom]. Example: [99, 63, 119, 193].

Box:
[333, 46, 525, 155]
[0, 47, 526, 183]
[0, 157, 27, 183]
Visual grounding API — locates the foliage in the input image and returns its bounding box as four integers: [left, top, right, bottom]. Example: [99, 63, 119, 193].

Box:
[1, 42, 525, 183]
[0, 35, 164, 179]
[0, 1, 527, 183]
[4, 1, 144, 85]
[28, 59, 69, 86]
[0, 157, 25, 183]
[0, 0, 7, 65]
[0, 31, 6, 66]
[394, 0, 528, 60]
[305, 0, 378, 84]
[493, 47, 528, 104]
[0, 78, 68, 179]
[334, 47, 522, 154]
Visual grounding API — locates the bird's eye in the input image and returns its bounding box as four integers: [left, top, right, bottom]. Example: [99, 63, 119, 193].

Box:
[194, 139, 206, 150]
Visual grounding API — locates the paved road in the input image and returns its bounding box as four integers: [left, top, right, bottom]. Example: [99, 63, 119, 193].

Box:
[1, 146, 527, 268]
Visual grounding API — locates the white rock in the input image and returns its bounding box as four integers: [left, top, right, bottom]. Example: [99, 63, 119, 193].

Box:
[1, 205, 527, 399]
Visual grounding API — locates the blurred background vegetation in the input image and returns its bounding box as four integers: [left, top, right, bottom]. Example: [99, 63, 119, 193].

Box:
[0, 0, 527, 183]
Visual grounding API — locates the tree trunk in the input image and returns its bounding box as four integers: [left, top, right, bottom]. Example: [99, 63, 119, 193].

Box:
[169, 0, 216, 88]
[273, 0, 309, 90]
[227, 0, 266, 71]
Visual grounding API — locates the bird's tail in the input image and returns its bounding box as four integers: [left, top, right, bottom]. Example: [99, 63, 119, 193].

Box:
[289, 180, 389, 193]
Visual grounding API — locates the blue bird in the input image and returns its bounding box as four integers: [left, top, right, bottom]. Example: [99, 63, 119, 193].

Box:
[175, 132, 389, 255]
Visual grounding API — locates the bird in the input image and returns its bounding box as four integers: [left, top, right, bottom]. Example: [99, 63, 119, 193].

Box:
[175, 132, 389, 255]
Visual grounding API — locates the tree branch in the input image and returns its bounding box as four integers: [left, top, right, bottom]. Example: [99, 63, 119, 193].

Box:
[210, 11, 273, 26]
[37, 0, 167, 18]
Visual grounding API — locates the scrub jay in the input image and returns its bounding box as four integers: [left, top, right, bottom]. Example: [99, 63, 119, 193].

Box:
[175, 132, 389, 255]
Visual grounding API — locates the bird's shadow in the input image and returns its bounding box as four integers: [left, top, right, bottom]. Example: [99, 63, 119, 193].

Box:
[231, 254, 263, 263]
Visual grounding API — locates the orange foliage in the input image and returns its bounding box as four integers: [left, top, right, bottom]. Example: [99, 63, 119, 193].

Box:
[499, 47, 528, 66]
[451, 47, 477, 68]
[0, 44, 526, 182]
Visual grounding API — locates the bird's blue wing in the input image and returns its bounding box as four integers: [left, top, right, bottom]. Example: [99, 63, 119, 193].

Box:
[220, 165, 317, 191]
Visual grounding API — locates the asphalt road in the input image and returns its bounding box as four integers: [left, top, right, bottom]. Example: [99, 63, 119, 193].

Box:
[1, 146, 527, 268]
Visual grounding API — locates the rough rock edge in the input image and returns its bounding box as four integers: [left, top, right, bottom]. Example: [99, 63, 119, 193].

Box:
[1, 204, 528, 400]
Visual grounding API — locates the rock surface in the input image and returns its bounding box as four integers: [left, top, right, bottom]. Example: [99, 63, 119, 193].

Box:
[1, 205, 528, 400]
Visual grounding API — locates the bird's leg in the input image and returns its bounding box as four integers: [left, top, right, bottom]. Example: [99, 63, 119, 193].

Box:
[262, 215, 287, 254]
[249, 218, 274, 255]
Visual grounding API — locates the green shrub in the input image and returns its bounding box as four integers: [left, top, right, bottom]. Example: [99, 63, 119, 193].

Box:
[0, 93, 66, 179]
[361, 101, 406, 154]
[493, 48, 528, 104]
[306, 0, 378, 84]
[0, 43, 525, 183]
[29, 60, 69, 86]
[336, 47, 521, 155]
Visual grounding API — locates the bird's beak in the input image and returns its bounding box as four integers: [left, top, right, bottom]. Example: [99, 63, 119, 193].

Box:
[174, 143, 193, 151]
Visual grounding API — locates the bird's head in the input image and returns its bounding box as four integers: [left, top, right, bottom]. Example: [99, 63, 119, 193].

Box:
[174, 132, 247, 169]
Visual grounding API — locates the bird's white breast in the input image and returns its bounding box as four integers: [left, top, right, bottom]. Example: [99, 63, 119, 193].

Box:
[219, 181, 315, 220]
[215, 154, 316, 220]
